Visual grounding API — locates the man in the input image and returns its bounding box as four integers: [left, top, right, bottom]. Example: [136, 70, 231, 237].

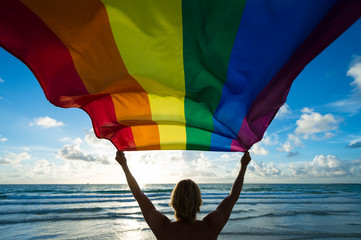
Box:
[116, 151, 251, 240]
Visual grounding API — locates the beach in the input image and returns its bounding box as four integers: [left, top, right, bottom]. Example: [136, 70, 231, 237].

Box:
[0, 184, 360, 239]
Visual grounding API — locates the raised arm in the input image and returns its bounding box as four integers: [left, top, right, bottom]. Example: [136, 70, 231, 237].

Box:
[115, 151, 170, 236]
[228, 151, 251, 201]
[203, 151, 251, 235]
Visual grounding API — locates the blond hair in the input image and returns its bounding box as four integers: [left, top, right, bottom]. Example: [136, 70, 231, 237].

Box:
[170, 179, 202, 223]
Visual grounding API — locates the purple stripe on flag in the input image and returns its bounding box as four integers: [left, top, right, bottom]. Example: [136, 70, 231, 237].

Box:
[236, 0, 361, 150]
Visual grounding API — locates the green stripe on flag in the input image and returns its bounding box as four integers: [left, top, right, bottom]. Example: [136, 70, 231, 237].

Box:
[182, 0, 247, 150]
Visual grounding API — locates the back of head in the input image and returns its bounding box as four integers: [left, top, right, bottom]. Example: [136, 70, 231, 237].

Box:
[170, 179, 202, 224]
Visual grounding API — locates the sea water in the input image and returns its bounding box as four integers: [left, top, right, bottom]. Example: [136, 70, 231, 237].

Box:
[0, 184, 360, 240]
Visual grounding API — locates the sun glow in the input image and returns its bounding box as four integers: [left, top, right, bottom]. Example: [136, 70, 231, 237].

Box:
[130, 163, 156, 186]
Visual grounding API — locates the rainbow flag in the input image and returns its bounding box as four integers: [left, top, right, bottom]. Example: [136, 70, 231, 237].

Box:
[1, 0, 360, 151]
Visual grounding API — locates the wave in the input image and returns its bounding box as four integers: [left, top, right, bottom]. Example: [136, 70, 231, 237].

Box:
[1, 188, 172, 196]
[0, 205, 163, 216]
[0, 209, 174, 225]
[229, 209, 354, 220]
[2, 193, 171, 200]
[144, 189, 173, 194]
[239, 200, 361, 205]
[0, 198, 137, 206]
[220, 231, 361, 238]
[0, 207, 105, 215]
[22, 189, 56, 193]
[5, 194, 134, 200]
[92, 190, 130, 194]
[200, 199, 361, 206]
[0, 213, 144, 225]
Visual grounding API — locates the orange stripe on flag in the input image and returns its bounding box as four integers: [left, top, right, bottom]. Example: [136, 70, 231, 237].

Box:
[111, 93, 160, 150]
[131, 125, 161, 151]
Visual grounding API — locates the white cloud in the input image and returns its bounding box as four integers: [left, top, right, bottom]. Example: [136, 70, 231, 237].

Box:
[0, 77, 4, 83]
[111, 151, 221, 183]
[295, 108, 339, 139]
[7, 152, 31, 161]
[301, 107, 313, 114]
[289, 155, 361, 178]
[246, 161, 282, 177]
[287, 133, 304, 147]
[278, 133, 304, 155]
[327, 58, 361, 114]
[0, 157, 11, 165]
[261, 133, 279, 146]
[348, 140, 361, 149]
[275, 103, 291, 119]
[277, 109, 338, 156]
[0, 135, 119, 183]
[278, 141, 293, 152]
[180, 151, 217, 179]
[0, 130, 225, 183]
[220, 154, 230, 159]
[30, 116, 65, 128]
[0, 152, 31, 165]
[0, 137, 7, 142]
[347, 61, 361, 92]
[330, 99, 361, 115]
[32, 159, 56, 176]
[231, 152, 242, 158]
[57, 143, 111, 165]
[60, 137, 71, 142]
[249, 133, 280, 155]
[250, 143, 269, 155]
[84, 129, 113, 150]
[5, 157, 122, 184]
[74, 137, 83, 144]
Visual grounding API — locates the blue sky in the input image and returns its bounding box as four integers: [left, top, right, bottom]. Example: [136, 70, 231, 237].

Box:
[1, 19, 361, 184]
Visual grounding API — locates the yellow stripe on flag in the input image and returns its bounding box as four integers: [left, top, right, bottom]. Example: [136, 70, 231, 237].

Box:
[102, 0, 186, 149]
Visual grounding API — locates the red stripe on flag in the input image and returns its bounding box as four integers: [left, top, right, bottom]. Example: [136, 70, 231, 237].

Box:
[0, 0, 88, 107]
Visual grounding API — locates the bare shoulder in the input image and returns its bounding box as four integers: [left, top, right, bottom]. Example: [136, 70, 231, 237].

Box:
[160, 220, 217, 240]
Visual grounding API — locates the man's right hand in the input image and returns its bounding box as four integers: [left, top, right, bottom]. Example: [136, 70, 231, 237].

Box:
[115, 151, 127, 167]
[241, 151, 251, 168]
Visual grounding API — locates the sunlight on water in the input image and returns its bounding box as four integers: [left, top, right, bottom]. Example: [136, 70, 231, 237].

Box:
[113, 218, 154, 240]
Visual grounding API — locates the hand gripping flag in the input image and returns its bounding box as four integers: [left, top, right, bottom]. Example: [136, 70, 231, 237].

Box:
[1, 0, 360, 151]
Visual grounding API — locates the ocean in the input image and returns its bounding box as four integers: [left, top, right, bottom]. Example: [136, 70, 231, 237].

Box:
[0, 184, 360, 240]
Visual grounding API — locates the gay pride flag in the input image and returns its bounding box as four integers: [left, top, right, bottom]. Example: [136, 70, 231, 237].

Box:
[1, 0, 360, 151]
